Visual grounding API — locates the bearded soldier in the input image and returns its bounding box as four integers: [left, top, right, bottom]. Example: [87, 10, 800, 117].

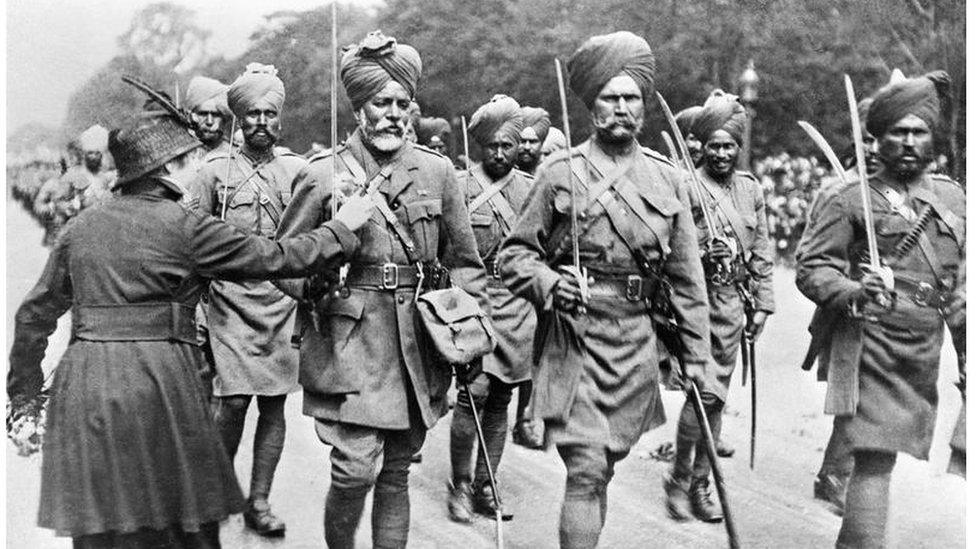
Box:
[664, 90, 775, 523]
[185, 75, 232, 156]
[497, 32, 711, 548]
[516, 106, 552, 175]
[796, 71, 965, 549]
[189, 63, 307, 537]
[448, 95, 535, 522]
[275, 31, 488, 548]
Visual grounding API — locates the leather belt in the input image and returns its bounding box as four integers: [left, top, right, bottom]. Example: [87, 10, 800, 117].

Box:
[72, 303, 197, 344]
[345, 263, 423, 289]
[894, 275, 953, 309]
[589, 273, 660, 302]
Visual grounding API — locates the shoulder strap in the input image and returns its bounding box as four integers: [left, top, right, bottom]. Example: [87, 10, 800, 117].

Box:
[698, 179, 750, 256]
[467, 170, 518, 233]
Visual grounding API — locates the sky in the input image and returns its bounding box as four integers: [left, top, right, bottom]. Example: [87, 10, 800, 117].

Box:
[5, 0, 381, 133]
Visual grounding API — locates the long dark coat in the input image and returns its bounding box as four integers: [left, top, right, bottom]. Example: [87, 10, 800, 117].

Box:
[275, 130, 489, 431]
[7, 181, 358, 537]
[796, 173, 965, 459]
[497, 138, 712, 452]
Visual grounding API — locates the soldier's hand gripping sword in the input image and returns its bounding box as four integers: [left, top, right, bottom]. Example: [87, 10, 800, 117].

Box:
[655, 92, 735, 285]
[845, 75, 894, 316]
[554, 58, 588, 313]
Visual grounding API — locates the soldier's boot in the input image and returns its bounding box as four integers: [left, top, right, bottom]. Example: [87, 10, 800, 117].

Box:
[715, 438, 735, 458]
[473, 481, 514, 521]
[447, 481, 475, 523]
[663, 473, 694, 521]
[689, 477, 723, 523]
[814, 473, 848, 516]
[244, 499, 286, 537]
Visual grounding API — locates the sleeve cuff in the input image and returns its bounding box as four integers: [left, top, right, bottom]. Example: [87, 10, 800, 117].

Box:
[324, 220, 360, 254]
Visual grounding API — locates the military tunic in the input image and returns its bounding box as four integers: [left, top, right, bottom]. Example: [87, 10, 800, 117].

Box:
[688, 168, 775, 400]
[460, 163, 536, 384]
[796, 173, 965, 459]
[190, 148, 307, 396]
[7, 183, 358, 537]
[275, 130, 489, 431]
[498, 139, 712, 452]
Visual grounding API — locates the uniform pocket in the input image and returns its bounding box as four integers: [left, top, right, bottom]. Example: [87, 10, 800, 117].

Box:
[403, 199, 443, 255]
[321, 291, 366, 350]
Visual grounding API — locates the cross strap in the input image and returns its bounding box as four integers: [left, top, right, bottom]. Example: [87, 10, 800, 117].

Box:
[467, 169, 518, 234]
[697, 177, 750, 258]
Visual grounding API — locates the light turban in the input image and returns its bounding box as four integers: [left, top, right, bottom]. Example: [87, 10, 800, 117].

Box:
[185, 76, 229, 114]
[227, 63, 285, 118]
[340, 31, 422, 111]
[567, 31, 656, 107]
[519, 106, 551, 141]
[468, 94, 524, 147]
[540, 127, 567, 156]
[690, 89, 747, 144]
[867, 70, 950, 138]
[78, 125, 109, 152]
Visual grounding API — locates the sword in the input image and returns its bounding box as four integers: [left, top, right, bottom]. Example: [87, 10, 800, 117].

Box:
[461, 115, 472, 186]
[554, 58, 588, 310]
[845, 74, 893, 310]
[330, 0, 340, 219]
[459, 377, 505, 548]
[796, 121, 849, 184]
[661, 130, 680, 164]
[748, 333, 757, 470]
[220, 114, 237, 221]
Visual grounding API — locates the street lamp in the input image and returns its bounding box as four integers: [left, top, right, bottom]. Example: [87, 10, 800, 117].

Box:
[738, 59, 759, 170]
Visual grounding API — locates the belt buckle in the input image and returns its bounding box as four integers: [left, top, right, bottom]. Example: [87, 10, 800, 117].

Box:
[381, 263, 399, 290]
[625, 275, 643, 301]
[491, 258, 501, 279]
[912, 281, 934, 307]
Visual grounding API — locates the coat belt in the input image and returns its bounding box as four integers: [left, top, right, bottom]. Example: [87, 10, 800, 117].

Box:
[72, 303, 197, 343]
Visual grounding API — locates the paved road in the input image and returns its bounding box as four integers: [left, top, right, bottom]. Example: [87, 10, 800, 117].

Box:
[5, 197, 965, 548]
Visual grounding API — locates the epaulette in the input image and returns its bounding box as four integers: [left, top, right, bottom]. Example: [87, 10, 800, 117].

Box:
[205, 151, 231, 163]
[276, 149, 303, 159]
[735, 170, 759, 181]
[641, 146, 675, 167]
[539, 145, 585, 169]
[929, 172, 964, 191]
[306, 145, 346, 165]
[413, 143, 446, 158]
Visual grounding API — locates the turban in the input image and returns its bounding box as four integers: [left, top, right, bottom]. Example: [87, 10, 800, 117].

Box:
[184, 75, 229, 114]
[541, 127, 567, 156]
[690, 89, 747, 144]
[417, 117, 451, 146]
[227, 63, 285, 118]
[675, 106, 703, 138]
[341, 31, 422, 111]
[78, 125, 109, 152]
[468, 94, 524, 147]
[519, 106, 551, 141]
[567, 31, 656, 107]
[866, 70, 950, 138]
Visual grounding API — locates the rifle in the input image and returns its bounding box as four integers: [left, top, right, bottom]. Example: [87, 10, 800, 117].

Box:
[653, 278, 740, 549]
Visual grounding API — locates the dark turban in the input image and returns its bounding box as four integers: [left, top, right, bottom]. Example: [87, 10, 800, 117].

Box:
[567, 31, 656, 107]
[468, 94, 524, 147]
[227, 63, 285, 118]
[417, 117, 451, 145]
[690, 89, 747, 144]
[867, 71, 950, 138]
[519, 106, 551, 141]
[185, 75, 229, 114]
[675, 106, 703, 138]
[341, 31, 422, 111]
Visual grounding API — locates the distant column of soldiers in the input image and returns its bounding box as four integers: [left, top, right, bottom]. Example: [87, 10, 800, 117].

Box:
[7, 24, 965, 549]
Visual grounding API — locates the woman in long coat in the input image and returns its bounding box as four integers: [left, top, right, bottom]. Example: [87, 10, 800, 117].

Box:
[7, 114, 370, 548]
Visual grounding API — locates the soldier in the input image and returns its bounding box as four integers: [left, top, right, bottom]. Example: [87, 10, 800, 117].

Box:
[497, 31, 711, 548]
[185, 75, 232, 155]
[416, 116, 452, 155]
[539, 127, 567, 162]
[7, 102, 372, 549]
[675, 105, 704, 167]
[274, 31, 488, 548]
[797, 94, 881, 515]
[188, 63, 308, 537]
[796, 71, 965, 549]
[664, 90, 776, 523]
[515, 106, 552, 175]
[448, 95, 535, 522]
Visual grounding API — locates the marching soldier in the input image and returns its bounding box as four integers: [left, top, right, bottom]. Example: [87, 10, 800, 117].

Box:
[665, 90, 776, 523]
[675, 105, 704, 167]
[185, 75, 233, 156]
[448, 95, 535, 522]
[7, 98, 372, 549]
[796, 71, 965, 549]
[274, 31, 488, 548]
[497, 31, 711, 548]
[416, 116, 452, 155]
[189, 63, 307, 537]
[515, 106, 552, 175]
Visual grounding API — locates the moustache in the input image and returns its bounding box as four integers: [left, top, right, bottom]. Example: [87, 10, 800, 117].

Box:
[593, 114, 639, 131]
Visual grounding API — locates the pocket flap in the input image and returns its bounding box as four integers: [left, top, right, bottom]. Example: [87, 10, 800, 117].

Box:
[321, 292, 366, 320]
[405, 199, 443, 223]
[417, 288, 485, 324]
[469, 212, 494, 226]
[640, 192, 683, 217]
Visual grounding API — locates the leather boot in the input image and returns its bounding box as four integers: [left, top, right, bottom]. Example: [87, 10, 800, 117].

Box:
[473, 481, 514, 521]
[715, 438, 735, 458]
[663, 473, 693, 521]
[689, 477, 723, 523]
[447, 481, 474, 523]
[244, 499, 286, 537]
[814, 473, 847, 516]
